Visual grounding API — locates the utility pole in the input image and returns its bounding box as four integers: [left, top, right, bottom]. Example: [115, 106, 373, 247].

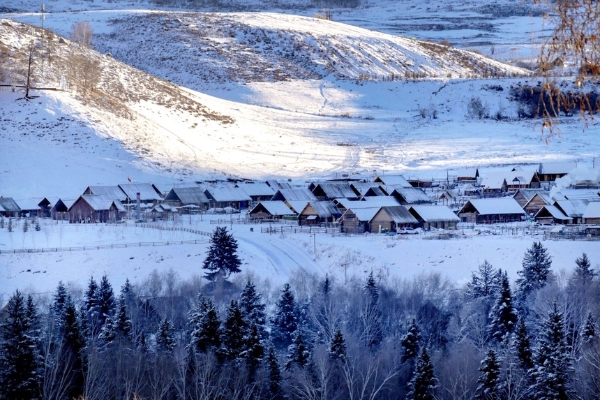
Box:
[312, 232, 316, 257]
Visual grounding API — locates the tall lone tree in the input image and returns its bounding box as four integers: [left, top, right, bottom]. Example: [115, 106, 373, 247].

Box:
[516, 241, 552, 301]
[203, 226, 242, 282]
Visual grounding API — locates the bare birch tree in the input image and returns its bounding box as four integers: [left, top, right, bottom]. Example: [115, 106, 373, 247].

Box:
[70, 21, 94, 48]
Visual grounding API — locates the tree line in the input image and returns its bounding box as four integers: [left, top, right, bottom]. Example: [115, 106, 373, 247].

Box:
[0, 229, 598, 399]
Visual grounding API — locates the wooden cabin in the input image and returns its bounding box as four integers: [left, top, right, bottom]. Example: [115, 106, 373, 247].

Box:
[51, 198, 75, 221]
[583, 202, 600, 224]
[204, 186, 252, 209]
[118, 183, 164, 204]
[369, 206, 418, 233]
[408, 205, 460, 230]
[388, 187, 433, 205]
[523, 193, 553, 216]
[237, 182, 276, 203]
[553, 199, 589, 224]
[298, 201, 342, 226]
[163, 187, 210, 210]
[0, 196, 20, 217]
[68, 195, 126, 223]
[248, 201, 296, 220]
[538, 162, 576, 182]
[339, 207, 380, 234]
[458, 198, 526, 224]
[533, 205, 572, 225]
[373, 175, 412, 188]
[310, 182, 359, 201]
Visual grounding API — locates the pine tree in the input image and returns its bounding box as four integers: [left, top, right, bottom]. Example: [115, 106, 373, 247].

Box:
[514, 318, 533, 371]
[285, 332, 310, 370]
[329, 328, 347, 362]
[0, 291, 42, 400]
[267, 346, 284, 400]
[529, 302, 574, 399]
[516, 241, 552, 300]
[362, 272, 383, 350]
[114, 293, 132, 340]
[189, 295, 222, 353]
[401, 319, 421, 363]
[488, 271, 517, 343]
[322, 275, 331, 297]
[222, 300, 247, 362]
[35, 220, 40, 231]
[406, 346, 437, 400]
[203, 226, 242, 282]
[475, 349, 500, 400]
[98, 315, 116, 345]
[572, 253, 596, 286]
[245, 323, 264, 380]
[582, 311, 596, 343]
[239, 279, 266, 337]
[466, 260, 500, 299]
[62, 297, 85, 400]
[156, 318, 176, 352]
[52, 281, 69, 324]
[97, 275, 116, 324]
[271, 283, 300, 349]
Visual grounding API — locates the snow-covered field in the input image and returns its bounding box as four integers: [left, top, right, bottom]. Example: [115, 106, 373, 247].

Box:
[1, 216, 599, 305]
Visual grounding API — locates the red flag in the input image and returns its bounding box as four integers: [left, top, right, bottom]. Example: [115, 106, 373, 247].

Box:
[128, 177, 132, 182]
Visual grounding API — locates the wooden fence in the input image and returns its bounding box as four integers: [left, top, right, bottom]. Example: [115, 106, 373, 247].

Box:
[260, 226, 340, 234]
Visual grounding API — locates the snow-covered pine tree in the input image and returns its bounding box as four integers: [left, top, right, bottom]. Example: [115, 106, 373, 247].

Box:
[516, 241, 552, 301]
[529, 302, 574, 399]
[156, 318, 176, 352]
[271, 283, 300, 350]
[466, 260, 500, 299]
[22, 218, 28, 232]
[488, 271, 517, 344]
[239, 279, 267, 337]
[582, 311, 596, 343]
[114, 293, 132, 341]
[222, 300, 247, 362]
[572, 253, 596, 286]
[189, 295, 222, 353]
[97, 275, 116, 325]
[514, 318, 533, 372]
[285, 332, 310, 370]
[0, 291, 42, 400]
[406, 346, 437, 400]
[244, 323, 264, 380]
[52, 281, 69, 324]
[401, 319, 422, 363]
[475, 349, 500, 400]
[362, 272, 383, 350]
[62, 297, 86, 399]
[329, 328, 347, 362]
[267, 346, 284, 400]
[203, 226, 242, 282]
[98, 315, 116, 346]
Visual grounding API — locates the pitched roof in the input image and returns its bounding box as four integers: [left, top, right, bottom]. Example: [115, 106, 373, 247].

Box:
[237, 182, 276, 197]
[583, 202, 600, 219]
[14, 198, 41, 210]
[351, 182, 383, 196]
[165, 187, 210, 204]
[85, 186, 127, 201]
[373, 175, 412, 187]
[342, 207, 381, 222]
[273, 188, 318, 202]
[204, 186, 252, 202]
[408, 205, 460, 222]
[375, 206, 419, 224]
[482, 170, 538, 188]
[287, 200, 310, 214]
[539, 162, 577, 175]
[312, 182, 358, 199]
[461, 198, 526, 215]
[266, 180, 293, 190]
[514, 189, 547, 202]
[118, 183, 163, 201]
[453, 168, 479, 179]
[335, 197, 399, 210]
[0, 197, 20, 212]
[390, 187, 433, 204]
[554, 199, 590, 218]
[553, 189, 600, 202]
[301, 201, 342, 219]
[70, 195, 126, 212]
[249, 201, 295, 216]
[523, 193, 553, 208]
[534, 205, 572, 221]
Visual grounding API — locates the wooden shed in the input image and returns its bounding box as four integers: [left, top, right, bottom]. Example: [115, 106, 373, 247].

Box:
[118, 183, 164, 204]
[83, 186, 128, 202]
[237, 182, 276, 203]
[369, 206, 418, 233]
[553, 199, 589, 224]
[458, 198, 526, 224]
[51, 198, 75, 221]
[373, 175, 412, 187]
[310, 182, 359, 201]
[204, 186, 252, 209]
[0, 196, 20, 217]
[538, 162, 576, 182]
[523, 193, 553, 216]
[388, 187, 433, 205]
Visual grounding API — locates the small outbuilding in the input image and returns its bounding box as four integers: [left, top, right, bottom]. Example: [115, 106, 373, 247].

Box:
[339, 207, 380, 234]
[0, 196, 20, 217]
[163, 187, 210, 210]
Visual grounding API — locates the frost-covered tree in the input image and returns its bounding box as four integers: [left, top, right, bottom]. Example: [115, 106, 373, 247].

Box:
[203, 226, 242, 282]
[466, 260, 500, 299]
[222, 300, 247, 362]
[267, 346, 284, 400]
[582, 312, 597, 343]
[488, 271, 517, 343]
[475, 349, 500, 400]
[285, 332, 310, 370]
[271, 283, 300, 349]
[401, 319, 421, 364]
[329, 328, 347, 362]
[572, 253, 596, 286]
[515, 318, 533, 372]
[189, 295, 222, 353]
[52, 281, 69, 323]
[516, 242, 552, 300]
[0, 291, 42, 400]
[362, 272, 383, 350]
[529, 302, 574, 399]
[114, 293, 132, 340]
[97, 275, 116, 324]
[156, 318, 176, 352]
[239, 279, 266, 337]
[407, 346, 437, 400]
[244, 323, 264, 379]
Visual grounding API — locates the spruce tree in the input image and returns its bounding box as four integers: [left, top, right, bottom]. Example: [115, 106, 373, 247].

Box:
[222, 300, 247, 362]
[97, 275, 116, 324]
[98, 315, 116, 346]
[582, 311, 596, 343]
[203, 226, 242, 282]
[52, 281, 69, 323]
[329, 328, 347, 362]
[62, 297, 85, 399]
[406, 346, 437, 400]
[475, 349, 500, 400]
[466, 260, 500, 299]
[363, 272, 383, 350]
[156, 318, 176, 352]
[267, 346, 284, 400]
[401, 319, 422, 363]
[114, 293, 133, 340]
[516, 241, 552, 300]
[488, 271, 517, 343]
[572, 253, 596, 286]
[239, 279, 266, 337]
[0, 291, 42, 400]
[514, 318, 533, 371]
[529, 302, 574, 399]
[285, 332, 310, 370]
[189, 295, 222, 353]
[271, 283, 300, 349]
[245, 323, 264, 380]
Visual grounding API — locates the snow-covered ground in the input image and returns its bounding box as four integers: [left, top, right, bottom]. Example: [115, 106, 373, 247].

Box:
[1, 216, 599, 305]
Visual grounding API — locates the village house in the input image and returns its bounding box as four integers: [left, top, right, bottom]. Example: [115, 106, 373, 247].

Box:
[339, 207, 380, 234]
[408, 205, 460, 230]
[83, 185, 128, 202]
[458, 198, 526, 224]
[350, 182, 387, 198]
[522, 192, 553, 216]
[406, 177, 434, 188]
[0, 196, 20, 217]
[373, 174, 412, 188]
[453, 168, 479, 183]
[538, 162, 577, 182]
[237, 182, 276, 204]
[553, 199, 590, 224]
[163, 187, 210, 210]
[582, 202, 600, 224]
[271, 188, 318, 203]
[68, 195, 126, 223]
[266, 180, 293, 190]
[118, 183, 164, 204]
[334, 196, 400, 213]
[533, 205, 572, 225]
[50, 198, 76, 221]
[481, 171, 541, 196]
[387, 187, 434, 205]
[298, 201, 342, 226]
[513, 189, 547, 208]
[437, 189, 460, 207]
[14, 198, 42, 217]
[309, 182, 359, 201]
[553, 189, 600, 202]
[369, 206, 418, 233]
[248, 201, 296, 220]
[203, 186, 253, 209]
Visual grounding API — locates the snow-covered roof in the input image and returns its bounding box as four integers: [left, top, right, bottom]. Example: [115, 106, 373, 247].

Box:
[408, 205, 460, 222]
[266, 180, 293, 190]
[514, 189, 546, 202]
[287, 201, 310, 214]
[351, 182, 383, 196]
[583, 202, 600, 219]
[375, 206, 419, 224]
[390, 187, 433, 204]
[85, 186, 127, 201]
[312, 182, 357, 199]
[462, 198, 526, 215]
[0, 196, 20, 212]
[118, 183, 163, 201]
[554, 199, 589, 218]
[301, 201, 342, 218]
[165, 187, 210, 205]
[238, 182, 276, 197]
[273, 188, 318, 202]
[539, 162, 577, 175]
[374, 175, 411, 187]
[249, 201, 295, 216]
[71, 195, 126, 212]
[204, 186, 252, 202]
[335, 197, 399, 210]
[535, 205, 572, 221]
[482, 171, 538, 188]
[553, 189, 600, 202]
[453, 168, 479, 179]
[523, 193, 553, 208]
[342, 207, 381, 221]
[14, 198, 41, 210]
